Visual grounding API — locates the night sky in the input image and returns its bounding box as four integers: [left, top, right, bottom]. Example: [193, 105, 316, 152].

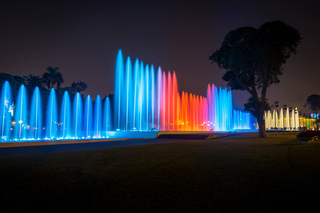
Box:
[1, 0, 319, 114]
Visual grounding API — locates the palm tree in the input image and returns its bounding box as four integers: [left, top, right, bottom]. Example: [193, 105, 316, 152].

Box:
[42, 66, 64, 89]
[23, 74, 46, 91]
[71, 81, 87, 92]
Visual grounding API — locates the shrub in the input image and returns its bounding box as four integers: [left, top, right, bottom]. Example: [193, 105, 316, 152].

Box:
[296, 131, 320, 137]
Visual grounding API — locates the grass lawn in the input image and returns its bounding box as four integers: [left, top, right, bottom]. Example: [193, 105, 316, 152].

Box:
[1, 133, 319, 212]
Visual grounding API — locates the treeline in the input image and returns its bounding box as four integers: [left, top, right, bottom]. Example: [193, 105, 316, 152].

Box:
[0, 66, 89, 115]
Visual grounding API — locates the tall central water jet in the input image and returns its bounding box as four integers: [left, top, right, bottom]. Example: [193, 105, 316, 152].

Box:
[114, 49, 124, 130]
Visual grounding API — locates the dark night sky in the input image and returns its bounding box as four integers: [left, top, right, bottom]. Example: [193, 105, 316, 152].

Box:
[1, 0, 320, 113]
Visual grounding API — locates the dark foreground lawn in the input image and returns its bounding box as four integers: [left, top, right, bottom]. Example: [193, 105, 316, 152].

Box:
[1, 133, 320, 212]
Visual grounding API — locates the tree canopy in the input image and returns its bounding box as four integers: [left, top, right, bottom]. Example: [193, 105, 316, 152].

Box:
[209, 20, 302, 137]
[42, 66, 64, 89]
[23, 74, 46, 92]
[305, 94, 320, 114]
[71, 81, 87, 92]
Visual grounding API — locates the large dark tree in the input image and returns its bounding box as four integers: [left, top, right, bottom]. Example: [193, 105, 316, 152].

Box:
[42, 66, 64, 89]
[209, 20, 302, 138]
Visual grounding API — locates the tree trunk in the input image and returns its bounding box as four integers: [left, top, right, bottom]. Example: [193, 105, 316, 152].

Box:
[258, 103, 267, 138]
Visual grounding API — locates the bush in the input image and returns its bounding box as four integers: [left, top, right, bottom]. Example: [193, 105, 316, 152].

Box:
[296, 131, 320, 137]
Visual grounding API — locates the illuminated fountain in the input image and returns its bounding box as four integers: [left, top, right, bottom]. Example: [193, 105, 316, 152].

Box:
[114, 49, 252, 132]
[0, 83, 115, 141]
[233, 110, 251, 130]
[0, 49, 256, 142]
[264, 107, 300, 130]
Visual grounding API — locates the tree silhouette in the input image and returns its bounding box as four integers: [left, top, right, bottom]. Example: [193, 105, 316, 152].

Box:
[209, 20, 302, 138]
[42, 66, 64, 89]
[23, 74, 46, 91]
[71, 81, 87, 92]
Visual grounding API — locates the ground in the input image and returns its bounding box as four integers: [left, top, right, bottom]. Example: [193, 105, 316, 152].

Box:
[0, 133, 319, 212]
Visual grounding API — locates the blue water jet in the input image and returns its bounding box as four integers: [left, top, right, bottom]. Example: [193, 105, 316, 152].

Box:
[73, 92, 83, 138]
[125, 56, 132, 131]
[0, 81, 12, 140]
[114, 49, 124, 130]
[30, 87, 42, 139]
[139, 61, 144, 130]
[46, 88, 58, 139]
[14, 84, 28, 140]
[84, 95, 93, 138]
[133, 59, 139, 130]
[94, 95, 102, 138]
[151, 65, 155, 128]
[60, 91, 71, 138]
[103, 96, 112, 134]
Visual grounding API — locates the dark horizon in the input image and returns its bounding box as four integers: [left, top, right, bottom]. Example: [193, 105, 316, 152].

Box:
[1, 0, 320, 113]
